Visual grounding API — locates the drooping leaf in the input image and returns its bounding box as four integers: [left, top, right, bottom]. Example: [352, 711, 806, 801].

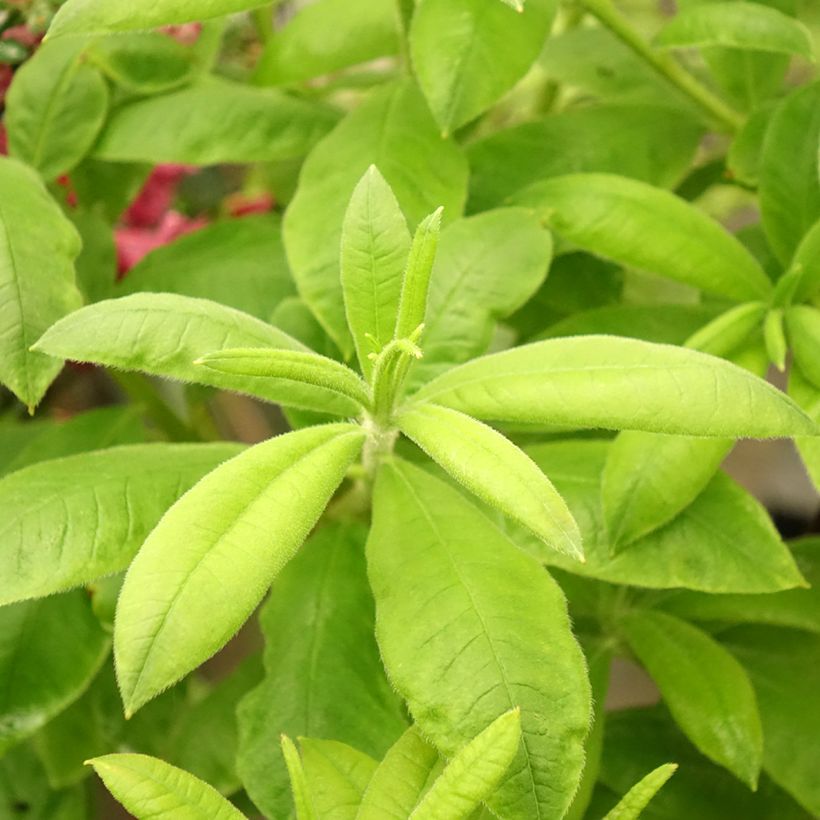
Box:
[602, 763, 677, 820]
[0, 443, 241, 606]
[622, 609, 763, 787]
[89, 754, 245, 819]
[119, 215, 296, 321]
[0, 158, 82, 409]
[415, 335, 813, 437]
[368, 459, 591, 819]
[398, 403, 582, 559]
[0, 591, 109, 754]
[515, 174, 772, 301]
[237, 523, 406, 819]
[409, 0, 557, 133]
[114, 424, 365, 715]
[5, 39, 108, 179]
[786, 306, 820, 388]
[93, 77, 338, 164]
[284, 79, 468, 355]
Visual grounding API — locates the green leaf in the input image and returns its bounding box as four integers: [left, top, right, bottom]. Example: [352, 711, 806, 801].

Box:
[410, 709, 521, 820]
[48, 0, 272, 37]
[282, 737, 318, 820]
[602, 763, 678, 820]
[0, 443, 241, 606]
[341, 166, 411, 376]
[398, 403, 582, 559]
[525, 439, 804, 592]
[284, 79, 468, 355]
[0, 591, 109, 754]
[764, 308, 788, 371]
[254, 0, 398, 86]
[196, 348, 371, 409]
[727, 103, 774, 187]
[655, 2, 812, 58]
[300, 739, 378, 819]
[5, 40, 108, 179]
[759, 80, 820, 264]
[415, 335, 814, 437]
[684, 301, 768, 355]
[114, 424, 365, 715]
[368, 459, 591, 819]
[69, 208, 118, 304]
[0, 158, 82, 409]
[409, 0, 557, 133]
[467, 104, 702, 211]
[33, 293, 361, 415]
[357, 728, 440, 820]
[409, 208, 551, 387]
[119, 215, 295, 320]
[89, 754, 245, 819]
[786, 306, 820, 388]
[789, 365, 820, 492]
[514, 173, 772, 301]
[786, 217, 820, 303]
[237, 523, 406, 819]
[622, 609, 763, 787]
[93, 77, 338, 164]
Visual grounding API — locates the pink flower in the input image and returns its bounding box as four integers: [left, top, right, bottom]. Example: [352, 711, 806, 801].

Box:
[116, 211, 208, 275]
[123, 164, 195, 228]
[2, 25, 42, 49]
[0, 66, 13, 108]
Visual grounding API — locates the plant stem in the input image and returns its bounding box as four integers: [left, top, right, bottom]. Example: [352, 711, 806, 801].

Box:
[580, 0, 744, 133]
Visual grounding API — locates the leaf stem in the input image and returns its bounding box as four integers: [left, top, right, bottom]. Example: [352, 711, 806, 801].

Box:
[580, 0, 744, 133]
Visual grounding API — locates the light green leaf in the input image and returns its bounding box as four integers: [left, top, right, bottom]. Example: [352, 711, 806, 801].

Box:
[119, 215, 296, 321]
[48, 0, 270, 37]
[356, 728, 439, 820]
[398, 403, 582, 559]
[467, 105, 702, 211]
[0, 158, 82, 409]
[255, 0, 398, 86]
[284, 79, 468, 355]
[33, 294, 361, 415]
[238, 523, 406, 819]
[789, 365, 820, 492]
[409, 0, 557, 133]
[764, 308, 788, 371]
[655, 2, 812, 58]
[410, 709, 520, 820]
[89, 754, 245, 819]
[525, 439, 804, 593]
[409, 208, 551, 387]
[93, 77, 338, 164]
[5, 39, 108, 179]
[282, 737, 318, 820]
[415, 335, 814, 437]
[684, 301, 767, 355]
[514, 174, 772, 301]
[759, 80, 820, 264]
[0, 443, 241, 606]
[341, 166, 411, 376]
[727, 103, 774, 187]
[300, 739, 378, 820]
[786, 306, 820, 388]
[196, 348, 371, 409]
[786, 217, 820, 304]
[602, 763, 677, 820]
[0, 591, 109, 754]
[368, 459, 591, 819]
[622, 609, 762, 787]
[114, 424, 365, 715]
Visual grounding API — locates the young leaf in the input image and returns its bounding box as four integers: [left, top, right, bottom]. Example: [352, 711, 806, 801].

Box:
[398, 403, 582, 559]
[786, 218, 820, 304]
[0, 158, 82, 409]
[368, 459, 591, 819]
[764, 308, 788, 371]
[415, 336, 814, 437]
[88, 754, 245, 820]
[284, 79, 468, 355]
[785, 306, 820, 388]
[410, 709, 521, 820]
[357, 728, 440, 820]
[237, 523, 407, 819]
[0, 443, 242, 606]
[282, 737, 318, 820]
[602, 763, 678, 820]
[94, 77, 338, 164]
[5, 39, 108, 179]
[655, 3, 813, 58]
[114, 424, 365, 715]
[196, 348, 371, 409]
[33, 294, 360, 415]
[341, 166, 411, 376]
[409, 0, 557, 134]
[622, 609, 763, 787]
[0, 591, 109, 754]
[514, 174, 772, 301]
[684, 302, 767, 355]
